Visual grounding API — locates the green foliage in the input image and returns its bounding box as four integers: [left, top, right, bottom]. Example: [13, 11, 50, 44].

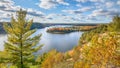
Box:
[64, 52, 71, 60]
[2, 9, 43, 68]
[10, 65, 18, 68]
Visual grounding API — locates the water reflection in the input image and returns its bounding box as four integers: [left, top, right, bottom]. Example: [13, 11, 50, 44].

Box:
[34, 27, 82, 54]
[0, 35, 7, 51]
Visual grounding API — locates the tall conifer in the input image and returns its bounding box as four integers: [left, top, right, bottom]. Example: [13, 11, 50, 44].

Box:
[3, 9, 43, 68]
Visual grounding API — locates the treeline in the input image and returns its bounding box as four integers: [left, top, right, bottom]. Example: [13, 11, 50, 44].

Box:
[47, 27, 76, 34]
[47, 26, 98, 34]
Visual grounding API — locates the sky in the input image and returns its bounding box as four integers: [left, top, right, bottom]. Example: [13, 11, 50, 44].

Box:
[0, 0, 120, 23]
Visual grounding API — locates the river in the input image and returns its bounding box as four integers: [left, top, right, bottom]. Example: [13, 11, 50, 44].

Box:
[0, 26, 83, 54]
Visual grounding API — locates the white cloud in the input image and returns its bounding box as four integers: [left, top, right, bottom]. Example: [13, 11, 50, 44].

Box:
[93, 1, 116, 9]
[117, 1, 120, 5]
[76, 0, 105, 3]
[90, 0, 105, 2]
[90, 9, 120, 17]
[0, 12, 11, 21]
[91, 9, 109, 16]
[105, 1, 114, 8]
[62, 7, 93, 14]
[0, 0, 16, 21]
[38, 0, 57, 9]
[80, 7, 93, 12]
[45, 13, 57, 20]
[90, 0, 98, 2]
[38, 0, 69, 9]
[27, 8, 45, 17]
[0, 0, 46, 22]
[0, 0, 16, 11]
[76, 4, 82, 7]
[76, 0, 87, 3]
[56, 0, 69, 5]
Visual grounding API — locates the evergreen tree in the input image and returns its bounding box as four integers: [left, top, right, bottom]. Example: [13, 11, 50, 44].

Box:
[3, 9, 43, 68]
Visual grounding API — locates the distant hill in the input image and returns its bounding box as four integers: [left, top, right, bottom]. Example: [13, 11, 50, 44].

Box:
[0, 23, 6, 34]
[41, 23, 102, 26]
[0, 22, 44, 34]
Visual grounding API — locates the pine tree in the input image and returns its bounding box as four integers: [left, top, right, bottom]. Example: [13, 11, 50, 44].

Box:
[3, 9, 43, 68]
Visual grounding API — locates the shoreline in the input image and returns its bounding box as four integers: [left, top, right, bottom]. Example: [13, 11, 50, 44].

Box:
[46, 26, 98, 34]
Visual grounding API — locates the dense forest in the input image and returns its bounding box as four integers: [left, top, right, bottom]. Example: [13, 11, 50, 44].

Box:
[0, 10, 120, 68]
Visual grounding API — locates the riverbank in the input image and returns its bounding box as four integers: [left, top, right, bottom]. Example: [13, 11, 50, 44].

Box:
[46, 25, 98, 34]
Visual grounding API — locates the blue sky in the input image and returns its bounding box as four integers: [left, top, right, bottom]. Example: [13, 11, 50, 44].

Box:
[0, 0, 120, 23]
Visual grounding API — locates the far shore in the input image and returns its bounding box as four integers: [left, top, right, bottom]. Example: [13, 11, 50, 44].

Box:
[46, 25, 98, 34]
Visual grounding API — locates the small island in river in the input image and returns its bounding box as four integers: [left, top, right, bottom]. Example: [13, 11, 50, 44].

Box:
[46, 25, 98, 34]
